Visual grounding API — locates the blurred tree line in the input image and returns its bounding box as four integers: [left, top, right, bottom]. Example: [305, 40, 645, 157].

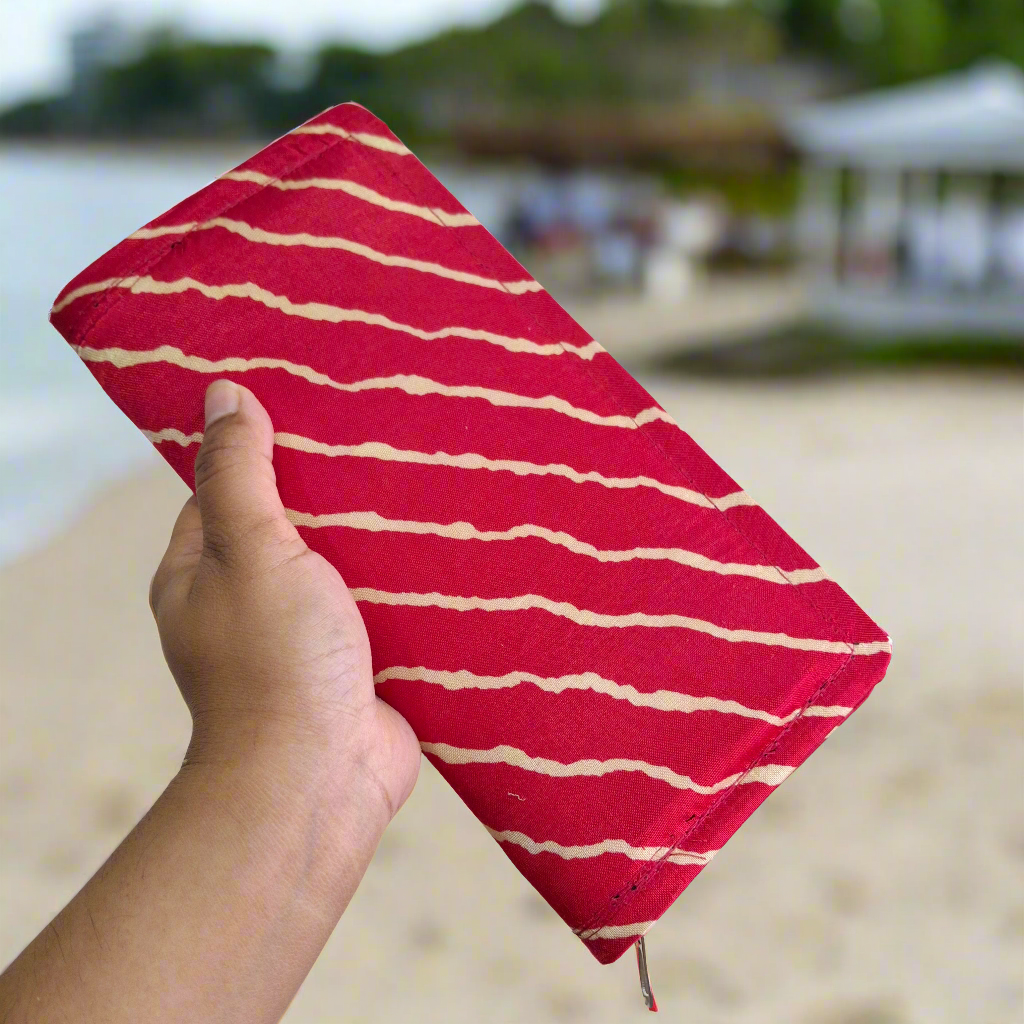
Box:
[1, 0, 1021, 141]
[777, 0, 1024, 84]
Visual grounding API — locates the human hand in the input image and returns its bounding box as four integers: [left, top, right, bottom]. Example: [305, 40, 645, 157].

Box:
[1, 380, 421, 1022]
[149, 379, 420, 831]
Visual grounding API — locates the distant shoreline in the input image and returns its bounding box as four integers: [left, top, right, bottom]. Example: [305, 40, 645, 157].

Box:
[0, 136, 464, 159]
[0, 137, 274, 158]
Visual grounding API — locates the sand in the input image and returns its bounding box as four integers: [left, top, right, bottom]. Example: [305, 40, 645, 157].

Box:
[1, 368, 1021, 1024]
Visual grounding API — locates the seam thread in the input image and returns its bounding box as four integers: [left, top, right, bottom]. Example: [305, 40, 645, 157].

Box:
[575, 651, 857, 938]
[353, 119, 870, 936]
[60, 107, 877, 941]
[62, 130, 352, 350]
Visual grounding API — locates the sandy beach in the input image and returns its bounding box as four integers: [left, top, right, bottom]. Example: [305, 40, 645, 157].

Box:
[1, 367, 1021, 1023]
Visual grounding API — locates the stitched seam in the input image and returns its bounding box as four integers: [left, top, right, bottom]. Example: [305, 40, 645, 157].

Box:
[64, 110, 870, 937]
[574, 650, 857, 937]
[353, 127, 875, 934]
[65, 131, 355, 350]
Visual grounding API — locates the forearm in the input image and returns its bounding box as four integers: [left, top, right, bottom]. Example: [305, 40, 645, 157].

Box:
[2, 381, 420, 1019]
[0, 743, 388, 1023]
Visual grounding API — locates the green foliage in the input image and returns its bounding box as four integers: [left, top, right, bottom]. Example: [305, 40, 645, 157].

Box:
[0, 96, 59, 136]
[381, 1, 630, 106]
[872, 0, 950, 83]
[0, 0, 1020, 139]
[772, 0, 1024, 84]
[306, 45, 383, 107]
[662, 165, 801, 214]
[943, 0, 1024, 69]
[95, 33, 276, 133]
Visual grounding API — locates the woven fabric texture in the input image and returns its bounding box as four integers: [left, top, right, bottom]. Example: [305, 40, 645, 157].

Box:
[49, 104, 891, 965]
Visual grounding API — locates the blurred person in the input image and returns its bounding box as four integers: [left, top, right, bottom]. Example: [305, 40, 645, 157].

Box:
[904, 172, 944, 288]
[0, 381, 422, 1023]
[941, 179, 991, 290]
[994, 202, 1024, 287]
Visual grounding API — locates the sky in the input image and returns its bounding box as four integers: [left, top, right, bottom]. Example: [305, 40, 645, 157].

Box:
[0, 0, 605, 103]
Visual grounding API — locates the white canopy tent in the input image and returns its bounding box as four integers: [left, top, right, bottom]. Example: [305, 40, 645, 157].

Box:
[787, 62, 1024, 337]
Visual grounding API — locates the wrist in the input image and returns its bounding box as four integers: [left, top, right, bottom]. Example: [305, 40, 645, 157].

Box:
[180, 715, 393, 886]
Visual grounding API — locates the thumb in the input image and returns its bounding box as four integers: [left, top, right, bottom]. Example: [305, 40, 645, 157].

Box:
[193, 380, 299, 570]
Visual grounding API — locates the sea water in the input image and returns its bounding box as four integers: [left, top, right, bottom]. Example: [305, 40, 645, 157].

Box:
[0, 146, 518, 566]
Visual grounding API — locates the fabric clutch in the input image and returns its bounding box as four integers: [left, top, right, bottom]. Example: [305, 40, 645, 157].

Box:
[50, 104, 891, 968]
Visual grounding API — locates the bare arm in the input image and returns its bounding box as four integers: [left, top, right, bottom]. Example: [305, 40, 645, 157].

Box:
[0, 381, 421, 1022]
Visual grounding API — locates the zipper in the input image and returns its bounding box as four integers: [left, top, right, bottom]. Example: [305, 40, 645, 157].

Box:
[635, 935, 658, 1012]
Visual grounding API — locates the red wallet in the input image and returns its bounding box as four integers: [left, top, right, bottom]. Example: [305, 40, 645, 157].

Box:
[50, 104, 891, 970]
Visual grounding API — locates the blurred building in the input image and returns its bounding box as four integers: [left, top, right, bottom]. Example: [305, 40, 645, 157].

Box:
[501, 170, 727, 300]
[789, 62, 1024, 337]
[68, 16, 140, 121]
[452, 105, 790, 172]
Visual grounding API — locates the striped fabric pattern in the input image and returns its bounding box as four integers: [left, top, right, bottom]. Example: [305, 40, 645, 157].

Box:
[49, 104, 891, 966]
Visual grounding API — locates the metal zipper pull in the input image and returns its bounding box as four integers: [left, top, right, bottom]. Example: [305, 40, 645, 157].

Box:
[635, 935, 658, 1011]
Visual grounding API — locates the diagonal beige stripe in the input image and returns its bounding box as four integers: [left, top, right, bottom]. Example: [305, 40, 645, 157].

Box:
[353, 588, 888, 655]
[708, 490, 757, 511]
[134, 433, 859, 652]
[145, 428, 204, 445]
[575, 922, 656, 941]
[77, 342, 650, 429]
[420, 741, 796, 793]
[291, 123, 411, 154]
[294, 509, 827, 584]
[279, 436, 734, 507]
[485, 828, 718, 867]
[51, 277, 130, 312]
[128, 218, 542, 294]
[140, 423, 757, 511]
[221, 169, 480, 227]
[50, 275, 603, 360]
[633, 406, 675, 426]
[372, 665, 850, 723]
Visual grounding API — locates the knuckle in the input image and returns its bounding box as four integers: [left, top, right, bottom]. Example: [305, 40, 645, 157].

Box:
[202, 513, 297, 575]
[255, 514, 304, 555]
[200, 522, 237, 572]
[192, 434, 245, 489]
